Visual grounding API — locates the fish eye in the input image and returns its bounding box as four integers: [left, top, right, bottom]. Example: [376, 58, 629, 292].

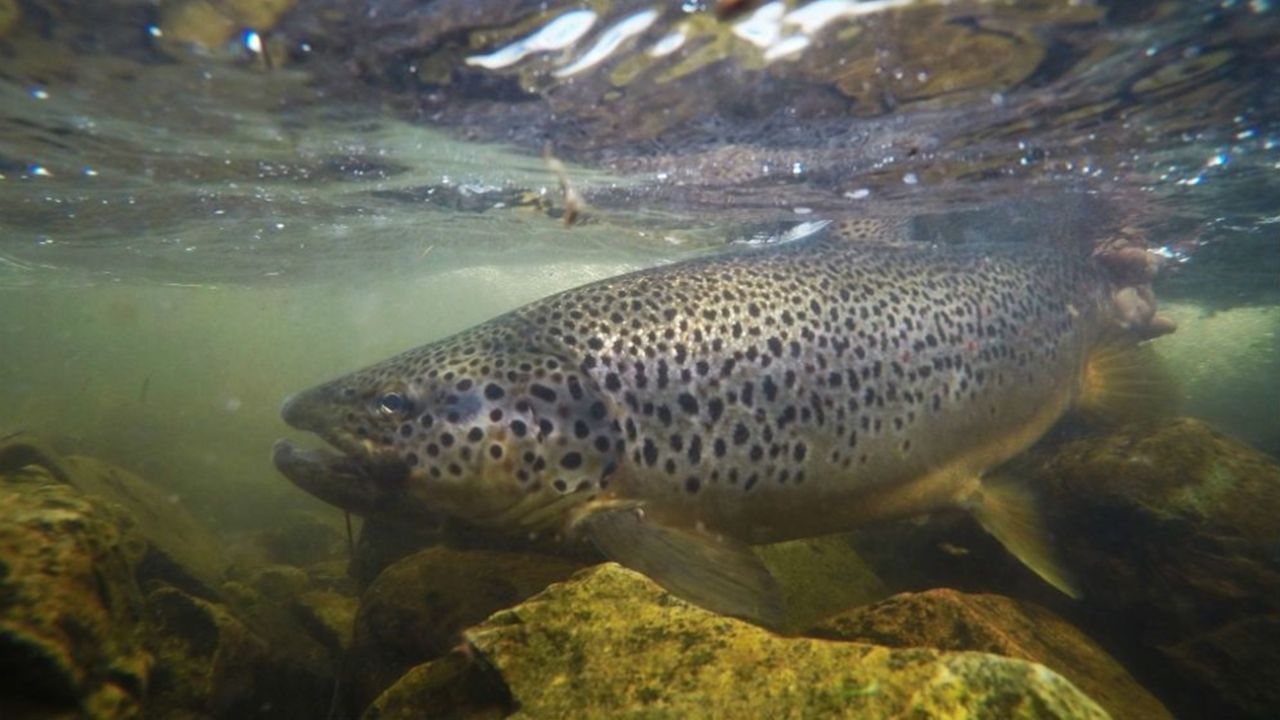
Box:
[376, 391, 411, 417]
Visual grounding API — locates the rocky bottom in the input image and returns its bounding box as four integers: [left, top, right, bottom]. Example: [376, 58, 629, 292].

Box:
[1, 418, 1278, 719]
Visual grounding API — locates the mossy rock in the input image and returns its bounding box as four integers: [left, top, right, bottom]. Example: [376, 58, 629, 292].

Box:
[0, 434, 228, 598]
[810, 589, 1170, 720]
[367, 564, 1109, 719]
[0, 465, 150, 719]
[1031, 418, 1280, 718]
[343, 546, 585, 717]
[144, 583, 334, 719]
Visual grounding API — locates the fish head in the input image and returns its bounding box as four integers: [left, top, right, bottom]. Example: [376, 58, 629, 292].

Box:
[273, 328, 622, 531]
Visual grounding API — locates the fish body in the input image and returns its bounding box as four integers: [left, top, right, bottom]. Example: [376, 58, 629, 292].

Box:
[275, 232, 1130, 624]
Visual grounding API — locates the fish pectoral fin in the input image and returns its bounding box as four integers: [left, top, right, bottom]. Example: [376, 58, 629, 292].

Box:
[1077, 334, 1179, 424]
[573, 503, 786, 629]
[970, 474, 1081, 599]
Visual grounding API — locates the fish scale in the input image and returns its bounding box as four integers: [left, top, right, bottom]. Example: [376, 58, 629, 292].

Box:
[275, 231, 1129, 625]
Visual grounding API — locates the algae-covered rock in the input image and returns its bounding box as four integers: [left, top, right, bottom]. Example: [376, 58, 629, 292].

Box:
[144, 585, 272, 718]
[757, 536, 889, 629]
[1030, 418, 1280, 718]
[290, 590, 357, 655]
[1039, 419, 1280, 634]
[0, 434, 228, 598]
[144, 583, 334, 719]
[255, 510, 347, 567]
[810, 589, 1170, 720]
[371, 564, 1109, 719]
[343, 546, 584, 717]
[0, 465, 151, 719]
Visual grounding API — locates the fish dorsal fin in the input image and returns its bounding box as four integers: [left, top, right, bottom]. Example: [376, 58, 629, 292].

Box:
[572, 500, 786, 629]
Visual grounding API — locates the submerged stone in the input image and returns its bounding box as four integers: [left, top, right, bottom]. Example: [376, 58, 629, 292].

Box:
[810, 589, 1170, 720]
[342, 546, 585, 716]
[1032, 418, 1280, 718]
[0, 434, 228, 598]
[371, 564, 1110, 719]
[0, 464, 151, 719]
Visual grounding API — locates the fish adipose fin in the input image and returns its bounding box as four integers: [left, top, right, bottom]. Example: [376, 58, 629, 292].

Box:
[1077, 335, 1179, 425]
[573, 502, 786, 629]
[970, 475, 1081, 599]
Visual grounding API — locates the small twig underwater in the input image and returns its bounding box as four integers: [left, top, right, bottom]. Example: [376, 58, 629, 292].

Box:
[543, 142, 584, 227]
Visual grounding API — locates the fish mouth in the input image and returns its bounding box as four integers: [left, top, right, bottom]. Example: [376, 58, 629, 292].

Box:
[272, 434, 410, 517]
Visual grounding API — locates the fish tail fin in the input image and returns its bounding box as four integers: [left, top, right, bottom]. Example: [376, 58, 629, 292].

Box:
[1077, 335, 1179, 425]
[971, 475, 1081, 599]
[572, 501, 786, 629]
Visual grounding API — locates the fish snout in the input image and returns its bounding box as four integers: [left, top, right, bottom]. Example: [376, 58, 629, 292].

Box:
[280, 386, 331, 431]
[279, 390, 308, 428]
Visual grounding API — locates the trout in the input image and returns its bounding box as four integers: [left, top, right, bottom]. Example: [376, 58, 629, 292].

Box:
[273, 229, 1161, 625]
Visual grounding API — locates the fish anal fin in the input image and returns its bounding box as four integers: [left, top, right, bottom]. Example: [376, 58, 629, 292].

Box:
[573, 503, 786, 629]
[970, 475, 1081, 599]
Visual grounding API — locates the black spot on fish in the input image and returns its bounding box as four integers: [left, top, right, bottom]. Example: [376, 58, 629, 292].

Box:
[484, 383, 505, 400]
[642, 439, 658, 466]
[468, 427, 484, 443]
[529, 384, 557, 403]
[685, 477, 701, 494]
[678, 393, 699, 415]
[707, 398, 724, 422]
[560, 452, 583, 470]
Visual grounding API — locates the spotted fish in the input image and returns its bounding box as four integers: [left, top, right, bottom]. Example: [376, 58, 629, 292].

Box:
[274, 229, 1157, 626]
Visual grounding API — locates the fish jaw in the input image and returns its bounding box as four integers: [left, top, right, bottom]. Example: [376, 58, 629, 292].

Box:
[271, 438, 409, 517]
[274, 381, 419, 518]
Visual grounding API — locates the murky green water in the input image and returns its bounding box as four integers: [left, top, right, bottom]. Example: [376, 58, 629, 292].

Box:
[1, 1, 1278, 718]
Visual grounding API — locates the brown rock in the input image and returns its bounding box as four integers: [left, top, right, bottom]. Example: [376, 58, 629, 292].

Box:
[369, 564, 1110, 719]
[343, 546, 584, 717]
[1033, 418, 1280, 718]
[0, 465, 150, 719]
[809, 589, 1171, 720]
[144, 583, 335, 719]
[0, 434, 228, 598]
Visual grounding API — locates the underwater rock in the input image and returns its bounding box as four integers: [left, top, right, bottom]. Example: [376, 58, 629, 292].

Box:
[144, 583, 333, 719]
[1157, 613, 1280, 719]
[254, 509, 348, 567]
[0, 464, 151, 719]
[809, 589, 1170, 720]
[370, 564, 1109, 719]
[249, 563, 310, 601]
[1032, 418, 1280, 718]
[350, 515, 599, 590]
[343, 546, 585, 717]
[290, 590, 357, 656]
[756, 536, 890, 629]
[0, 434, 228, 599]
